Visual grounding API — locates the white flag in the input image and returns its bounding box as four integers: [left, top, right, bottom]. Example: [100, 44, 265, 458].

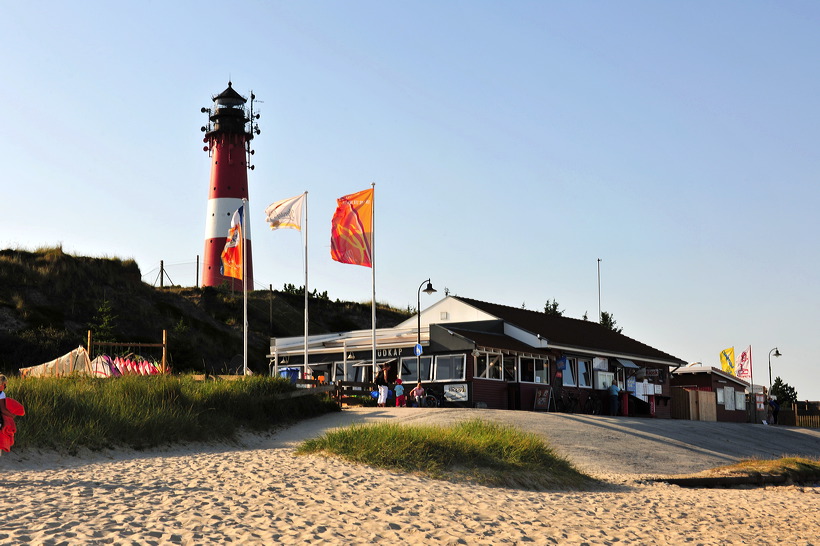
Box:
[736, 346, 752, 381]
[265, 194, 305, 231]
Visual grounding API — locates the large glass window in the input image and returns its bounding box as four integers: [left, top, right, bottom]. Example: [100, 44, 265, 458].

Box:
[434, 354, 466, 381]
[475, 353, 503, 380]
[400, 356, 432, 383]
[520, 357, 549, 384]
[577, 359, 592, 388]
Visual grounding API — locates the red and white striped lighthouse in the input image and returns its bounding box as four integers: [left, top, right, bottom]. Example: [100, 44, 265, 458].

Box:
[200, 82, 260, 289]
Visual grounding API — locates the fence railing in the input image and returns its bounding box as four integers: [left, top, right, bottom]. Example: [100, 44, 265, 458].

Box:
[776, 401, 820, 428]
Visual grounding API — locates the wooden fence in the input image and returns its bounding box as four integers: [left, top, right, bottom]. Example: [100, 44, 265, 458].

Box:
[777, 401, 820, 428]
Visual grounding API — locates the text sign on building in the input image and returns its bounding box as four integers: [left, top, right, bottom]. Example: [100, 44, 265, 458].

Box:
[444, 383, 468, 402]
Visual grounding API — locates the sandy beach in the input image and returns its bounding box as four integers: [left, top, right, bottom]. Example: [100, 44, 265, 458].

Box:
[3, 408, 819, 545]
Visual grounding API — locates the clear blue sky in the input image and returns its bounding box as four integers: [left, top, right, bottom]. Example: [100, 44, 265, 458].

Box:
[2, 2, 818, 399]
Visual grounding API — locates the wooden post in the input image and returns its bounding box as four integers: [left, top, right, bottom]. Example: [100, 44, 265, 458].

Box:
[161, 329, 168, 374]
[87, 330, 93, 357]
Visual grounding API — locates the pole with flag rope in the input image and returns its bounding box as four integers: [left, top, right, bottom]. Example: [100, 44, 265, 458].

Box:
[370, 183, 376, 375]
[303, 192, 309, 378]
[242, 198, 249, 376]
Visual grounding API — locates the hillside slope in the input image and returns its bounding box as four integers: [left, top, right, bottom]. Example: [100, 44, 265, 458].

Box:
[0, 247, 410, 375]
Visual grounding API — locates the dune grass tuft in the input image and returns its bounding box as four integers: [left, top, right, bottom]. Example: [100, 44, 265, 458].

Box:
[297, 418, 596, 490]
[8, 375, 339, 453]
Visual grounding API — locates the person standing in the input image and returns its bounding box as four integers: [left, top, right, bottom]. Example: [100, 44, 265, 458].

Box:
[375, 365, 390, 407]
[607, 381, 621, 416]
[768, 396, 781, 425]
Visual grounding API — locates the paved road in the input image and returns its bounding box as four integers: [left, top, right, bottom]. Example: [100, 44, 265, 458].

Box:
[270, 407, 820, 477]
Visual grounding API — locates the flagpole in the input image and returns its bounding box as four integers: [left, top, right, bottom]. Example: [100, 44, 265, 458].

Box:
[371, 182, 376, 374]
[303, 191, 309, 380]
[242, 198, 249, 376]
[750, 345, 756, 423]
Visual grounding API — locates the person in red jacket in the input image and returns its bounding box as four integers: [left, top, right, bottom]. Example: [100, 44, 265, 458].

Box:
[0, 375, 25, 454]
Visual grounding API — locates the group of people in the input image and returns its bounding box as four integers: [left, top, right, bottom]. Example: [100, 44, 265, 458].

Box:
[374, 364, 427, 408]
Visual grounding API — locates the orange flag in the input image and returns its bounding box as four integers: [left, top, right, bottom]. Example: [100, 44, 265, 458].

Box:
[330, 188, 373, 267]
[220, 206, 244, 280]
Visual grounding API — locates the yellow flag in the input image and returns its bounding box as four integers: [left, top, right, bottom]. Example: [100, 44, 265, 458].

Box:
[720, 347, 735, 375]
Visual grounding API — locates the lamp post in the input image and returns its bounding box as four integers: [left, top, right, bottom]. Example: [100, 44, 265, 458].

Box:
[417, 279, 437, 380]
[597, 258, 602, 322]
[768, 347, 781, 396]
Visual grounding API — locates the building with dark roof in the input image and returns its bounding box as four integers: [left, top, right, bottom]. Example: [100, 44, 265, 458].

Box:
[269, 295, 686, 417]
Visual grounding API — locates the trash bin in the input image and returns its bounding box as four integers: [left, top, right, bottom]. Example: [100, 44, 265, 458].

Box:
[279, 367, 300, 384]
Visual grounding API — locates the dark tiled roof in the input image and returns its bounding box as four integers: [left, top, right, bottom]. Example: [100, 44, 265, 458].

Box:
[446, 327, 548, 355]
[453, 296, 685, 365]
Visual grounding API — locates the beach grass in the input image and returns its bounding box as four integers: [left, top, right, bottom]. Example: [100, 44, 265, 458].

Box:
[7, 375, 338, 453]
[676, 456, 820, 480]
[296, 418, 596, 490]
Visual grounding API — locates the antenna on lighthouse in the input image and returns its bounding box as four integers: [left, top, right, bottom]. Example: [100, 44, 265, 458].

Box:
[246, 90, 261, 171]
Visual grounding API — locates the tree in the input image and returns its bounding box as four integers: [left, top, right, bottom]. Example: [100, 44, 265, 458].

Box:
[770, 376, 797, 407]
[88, 298, 118, 342]
[599, 311, 622, 334]
[544, 299, 564, 316]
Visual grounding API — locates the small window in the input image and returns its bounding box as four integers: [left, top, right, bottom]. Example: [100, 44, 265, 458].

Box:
[578, 359, 592, 388]
[563, 357, 576, 387]
[503, 354, 517, 381]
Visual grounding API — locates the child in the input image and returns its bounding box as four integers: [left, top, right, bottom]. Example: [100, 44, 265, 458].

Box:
[394, 378, 406, 407]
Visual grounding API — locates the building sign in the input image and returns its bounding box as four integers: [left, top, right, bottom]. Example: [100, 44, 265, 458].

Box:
[444, 383, 469, 402]
[376, 347, 411, 358]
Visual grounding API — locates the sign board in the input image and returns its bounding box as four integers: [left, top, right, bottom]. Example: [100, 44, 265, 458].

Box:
[444, 383, 468, 402]
[414, 344, 423, 356]
[534, 387, 551, 411]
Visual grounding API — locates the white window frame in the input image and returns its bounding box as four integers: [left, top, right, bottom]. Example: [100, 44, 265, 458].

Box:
[503, 354, 517, 382]
[433, 354, 466, 381]
[577, 358, 593, 389]
[399, 355, 432, 383]
[475, 352, 504, 381]
[562, 357, 577, 387]
[520, 356, 549, 384]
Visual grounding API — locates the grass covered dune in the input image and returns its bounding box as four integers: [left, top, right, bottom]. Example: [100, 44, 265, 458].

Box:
[298, 419, 597, 490]
[8, 375, 338, 452]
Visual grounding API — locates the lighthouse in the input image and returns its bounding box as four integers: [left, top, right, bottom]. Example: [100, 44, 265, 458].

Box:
[200, 82, 260, 289]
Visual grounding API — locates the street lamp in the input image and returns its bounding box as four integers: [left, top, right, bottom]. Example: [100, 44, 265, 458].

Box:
[768, 347, 782, 396]
[417, 279, 437, 380]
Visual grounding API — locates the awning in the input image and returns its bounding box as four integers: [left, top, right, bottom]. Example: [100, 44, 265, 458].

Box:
[615, 358, 640, 369]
